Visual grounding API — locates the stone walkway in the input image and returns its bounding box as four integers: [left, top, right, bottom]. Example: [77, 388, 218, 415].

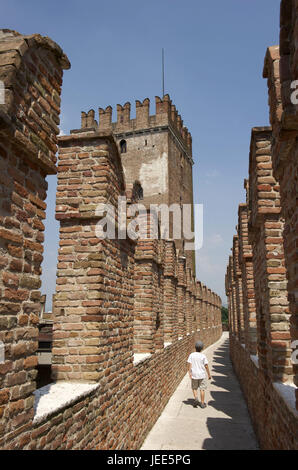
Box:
[141, 332, 259, 450]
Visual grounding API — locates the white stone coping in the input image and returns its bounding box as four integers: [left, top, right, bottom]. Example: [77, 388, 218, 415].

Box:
[133, 353, 152, 366]
[164, 342, 172, 348]
[178, 336, 183, 341]
[33, 382, 99, 425]
[250, 354, 259, 368]
[37, 352, 52, 365]
[273, 382, 298, 418]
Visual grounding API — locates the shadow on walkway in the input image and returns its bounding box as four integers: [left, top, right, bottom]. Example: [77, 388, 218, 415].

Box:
[202, 339, 258, 450]
[141, 334, 259, 450]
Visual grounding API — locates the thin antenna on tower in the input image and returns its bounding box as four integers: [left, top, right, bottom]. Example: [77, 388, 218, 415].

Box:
[162, 48, 165, 97]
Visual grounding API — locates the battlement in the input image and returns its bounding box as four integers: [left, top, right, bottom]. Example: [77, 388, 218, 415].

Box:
[80, 95, 192, 155]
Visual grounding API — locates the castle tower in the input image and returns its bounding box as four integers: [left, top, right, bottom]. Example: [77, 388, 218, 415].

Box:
[78, 95, 195, 270]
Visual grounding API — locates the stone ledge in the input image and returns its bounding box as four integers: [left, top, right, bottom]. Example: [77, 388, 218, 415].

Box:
[133, 353, 152, 366]
[273, 382, 298, 418]
[33, 382, 99, 425]
[164, 342, 172, 348]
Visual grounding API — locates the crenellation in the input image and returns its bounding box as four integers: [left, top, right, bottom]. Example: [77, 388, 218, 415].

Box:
[86, 109, 97, 128]
[135, 98, 149, 127]
[80, 95, 193, 155]
[81, 112, 87, 128]
[98, 106, 112, 131]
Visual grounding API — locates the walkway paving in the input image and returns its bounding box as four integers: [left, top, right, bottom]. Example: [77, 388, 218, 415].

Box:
[141, 332, 259, 450]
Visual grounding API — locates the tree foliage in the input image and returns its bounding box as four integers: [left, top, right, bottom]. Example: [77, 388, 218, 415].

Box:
[221, 306, 229, 324]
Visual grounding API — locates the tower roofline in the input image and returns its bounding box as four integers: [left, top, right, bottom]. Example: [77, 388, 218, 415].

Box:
[79, 95, 193, 156]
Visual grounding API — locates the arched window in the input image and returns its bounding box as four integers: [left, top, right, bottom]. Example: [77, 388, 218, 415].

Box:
[132, 181, 143, 201]
[120, 139, 127, 153]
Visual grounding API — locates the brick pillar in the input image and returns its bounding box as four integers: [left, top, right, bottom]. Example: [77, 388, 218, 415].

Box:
[219, 296, 223, 330]
[52, 132, 135, 380]
[264, 16, 298, 405]
[212, 292, 216, 329]
[238, 201, 257, 354]
[201, 285, 207, 330]
[195, 281, 202, 331]
[248, 127, 292, 382]
[173, 253, 179, 339]
[206, 288, 211, 330]
[217, 295, 222, 336]
[185, 267, 192, 334]
[154, 240, 164, 352]
[133, 212, 162, 354]
[0, 30, 69, 447]
[232, 236, 245, 343]
[163, 240, 178, 343]
[230, 256, 238, 338]
[209, 291, 213, 342]
[191, 275, 196, 332]
[211, 293, 216, 328]
[177, 256, 187, 337]
[226, 262, 232, 333]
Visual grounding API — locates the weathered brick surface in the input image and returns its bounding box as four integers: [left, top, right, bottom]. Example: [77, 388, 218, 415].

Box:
[52, 133, 135, 382]
[0, 29, 69, 443]
[1, 326, 220, 450]
[238, 200, 257, 354]
[230, 336, 297, 450]
[134, 213, 163, 354]
[163, 241, 178, 343]
[248, 128, 291, 383]
[0, 29, 222, 450]
[263, 1, 298, 405]
[226, 3, 298, 447]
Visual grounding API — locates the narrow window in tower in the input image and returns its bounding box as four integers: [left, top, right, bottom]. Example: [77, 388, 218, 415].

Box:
[132, 181, 144, 201]
[120, 139, 127, 153]
[145, 139, 147, 146]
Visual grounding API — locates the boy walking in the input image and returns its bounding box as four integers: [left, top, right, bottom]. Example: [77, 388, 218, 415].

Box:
[187, 341, 211, 408]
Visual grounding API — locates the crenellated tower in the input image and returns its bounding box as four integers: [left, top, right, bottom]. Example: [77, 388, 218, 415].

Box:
[75, 95, 195, 270]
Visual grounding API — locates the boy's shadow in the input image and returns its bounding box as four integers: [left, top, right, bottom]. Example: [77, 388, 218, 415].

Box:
[182, 398, 198, 406]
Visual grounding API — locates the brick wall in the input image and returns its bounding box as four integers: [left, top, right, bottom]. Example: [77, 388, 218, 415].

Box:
[1, 329, 219, 450]
[52, 132, 135, 382]
[225, 1, 298, 449]
[0, 30, 222, 450]
[226, 127, 297, 449]
[0, 29, 69, 447]
[264, 0, 298, 406]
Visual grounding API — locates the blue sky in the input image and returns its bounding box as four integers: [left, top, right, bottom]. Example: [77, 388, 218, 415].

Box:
[3, 0, 281, 308]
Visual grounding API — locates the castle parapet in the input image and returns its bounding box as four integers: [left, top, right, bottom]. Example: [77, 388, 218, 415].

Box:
[98, 105, 112, 130]
[81, 109, 97, 129]
[80, 94, 193, 155]
[136, 98, 150, 127]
